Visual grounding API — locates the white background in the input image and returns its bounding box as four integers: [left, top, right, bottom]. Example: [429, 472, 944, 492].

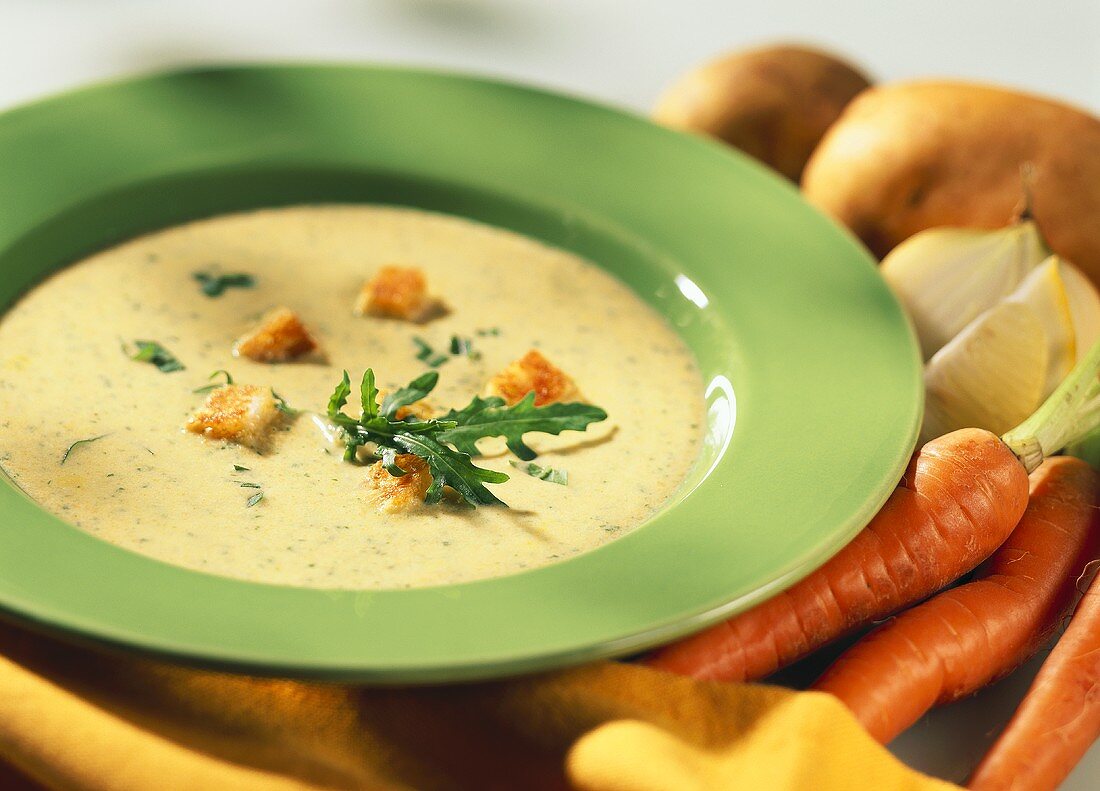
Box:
[2, 1, 1099, 788]
[1, 0, 1098, 114]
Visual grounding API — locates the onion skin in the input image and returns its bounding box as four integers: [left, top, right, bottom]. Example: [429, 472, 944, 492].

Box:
[801, 81, 1100, 285]
[654, 44, 871, 181]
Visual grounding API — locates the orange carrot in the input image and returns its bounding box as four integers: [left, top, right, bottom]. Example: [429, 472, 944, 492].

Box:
[811, 456, 1100, 744]
[968, 555, 1100, 790]
[645, 427, 1029, 680]
[647, 339, 1100, 683]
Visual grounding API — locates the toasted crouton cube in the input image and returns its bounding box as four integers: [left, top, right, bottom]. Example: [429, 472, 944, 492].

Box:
[233, 307, 318, 362]
[355, 266, 441, 322]
[364, 454, 433, 513]
[185, 384, 279, 449]
[485, 350, 580, 406]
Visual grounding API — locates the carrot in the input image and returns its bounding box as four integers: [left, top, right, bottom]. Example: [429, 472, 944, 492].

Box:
[968, 557, 1100, 790]
[646, 340, 1100, 683]
[646, 427, 1028, 680]
[811, 456, 1100, 744]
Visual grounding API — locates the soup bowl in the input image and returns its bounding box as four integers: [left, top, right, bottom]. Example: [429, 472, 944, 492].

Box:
[0, 66, 921, 682]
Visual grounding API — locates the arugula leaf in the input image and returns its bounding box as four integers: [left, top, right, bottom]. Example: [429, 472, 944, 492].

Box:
[380, 447, 409, 477]
[360, 370, 380, 420]
[394, 433, 508, 506]
[381, 371, 439, 418]
[438, 392, 607, 460]
[327, 371, 353, 421]
[192, 369, 234, 393]
[320, 369, 605, 507]
[60, 434, 109, 465]
[272, 390, 297, 415]
[438, 394, 504, 424]
[126, 340, 185, 373]
[509, 460, 568, 485]
[193, 271, 255, 297]
[326, 372, 361, 460]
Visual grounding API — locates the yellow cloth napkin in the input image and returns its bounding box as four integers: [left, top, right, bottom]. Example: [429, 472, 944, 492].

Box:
[0, 621, 957, 791]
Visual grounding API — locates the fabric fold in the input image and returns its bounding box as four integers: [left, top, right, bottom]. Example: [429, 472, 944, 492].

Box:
[0, 622, 957, 790]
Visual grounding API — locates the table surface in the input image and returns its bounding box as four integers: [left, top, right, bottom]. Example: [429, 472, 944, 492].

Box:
[3, 1, 1099, 787]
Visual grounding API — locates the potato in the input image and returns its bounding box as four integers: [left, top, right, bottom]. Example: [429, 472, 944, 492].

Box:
[802, 82, 1100, 284]
[653, 44, 871, 181]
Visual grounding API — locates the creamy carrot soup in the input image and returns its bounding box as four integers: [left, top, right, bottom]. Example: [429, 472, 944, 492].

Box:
[0, 205, 704, 589]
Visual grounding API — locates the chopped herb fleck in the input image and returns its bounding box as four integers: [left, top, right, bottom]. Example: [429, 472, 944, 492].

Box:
[449, 335, 481, 360]
[476, 327, 501, 337]
[192, 370, 234, 393]
[240, 482, 263, 489]
[125, 340, 184, 373]
[232, 464, 250, 472]
[412, 337, 433, 360]
[412, 337, 449, 368]
[193, 271, 255, 297]
[246, 491, 265, 507]
[60, 434, 109, 465]
[509, 460, 568, 485]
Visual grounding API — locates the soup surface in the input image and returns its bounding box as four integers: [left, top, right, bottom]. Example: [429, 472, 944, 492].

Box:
[0, 205, 704, 589]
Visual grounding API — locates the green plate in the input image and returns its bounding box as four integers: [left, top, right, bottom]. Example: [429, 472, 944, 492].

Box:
[0, 65, 921, 682]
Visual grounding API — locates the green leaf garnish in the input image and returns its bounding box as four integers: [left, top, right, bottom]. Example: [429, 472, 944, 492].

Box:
[380, 371, 438, 418]
[272, 390, 297, 415]
[192, 369, 234, 393]
[327, 371, 353, 419]
[246, 491, 264, 507]
[394, 433, 508, 506]
[360, 370, 380, 420]
[60, 434, 109, 465]
[193, 271, 255, 297]
[126, 340, 185, 373]
[321, 369, 605, 507]
[379, 447, 409, 477]
[438, 392, 607, 461]
[509, 460, 568, 485]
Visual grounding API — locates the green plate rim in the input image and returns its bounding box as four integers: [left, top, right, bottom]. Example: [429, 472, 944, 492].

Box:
[0, 64, 922, 682]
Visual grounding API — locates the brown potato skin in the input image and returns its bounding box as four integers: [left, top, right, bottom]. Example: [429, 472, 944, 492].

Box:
[802, 81, 1100, 282]
[654, 44, 871, 181]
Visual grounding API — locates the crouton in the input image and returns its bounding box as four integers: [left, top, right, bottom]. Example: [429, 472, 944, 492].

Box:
[233, 307, 318, 362]
[185, 384, 280, 449]
[485, 350, 580, 406]
[355, 265, 442, 322]
[364, 454, 433, 513]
